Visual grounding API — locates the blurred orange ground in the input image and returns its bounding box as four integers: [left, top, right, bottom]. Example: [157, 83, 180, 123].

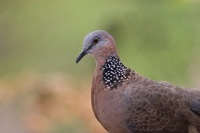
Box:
[0, 73, 106, 133]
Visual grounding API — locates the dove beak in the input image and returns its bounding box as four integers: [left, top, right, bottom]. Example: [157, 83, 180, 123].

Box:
[76, 49, 88, 64]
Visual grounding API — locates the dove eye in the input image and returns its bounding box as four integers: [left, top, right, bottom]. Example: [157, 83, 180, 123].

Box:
[92, 37, 99, 44]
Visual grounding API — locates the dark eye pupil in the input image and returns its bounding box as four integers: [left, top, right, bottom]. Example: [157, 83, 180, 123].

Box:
[93, 38, 99, 44]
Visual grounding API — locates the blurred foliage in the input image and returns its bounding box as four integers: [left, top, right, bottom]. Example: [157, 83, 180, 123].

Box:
[0, 0, 199, 82]
[107, 1, 200, 86]
[0, 0, 200, 133]
[0, 0, 199, 85]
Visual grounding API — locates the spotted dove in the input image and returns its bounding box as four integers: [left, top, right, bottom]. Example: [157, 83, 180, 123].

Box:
[76, 30, 200, 133]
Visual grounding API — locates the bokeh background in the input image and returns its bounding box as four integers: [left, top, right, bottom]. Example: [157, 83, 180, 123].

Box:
[0, 0, 200, 133]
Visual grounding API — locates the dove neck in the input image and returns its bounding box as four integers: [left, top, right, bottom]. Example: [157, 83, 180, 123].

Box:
[99, 54, 130, 89]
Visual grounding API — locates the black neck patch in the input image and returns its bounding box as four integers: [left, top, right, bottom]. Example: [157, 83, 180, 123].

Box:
[102, 55, 131, 90]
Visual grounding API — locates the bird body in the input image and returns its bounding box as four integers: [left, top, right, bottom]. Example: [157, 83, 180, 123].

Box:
[76, 30, 200, 133]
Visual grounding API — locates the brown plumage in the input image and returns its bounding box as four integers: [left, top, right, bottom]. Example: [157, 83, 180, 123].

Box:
[76, 30, 200, 133]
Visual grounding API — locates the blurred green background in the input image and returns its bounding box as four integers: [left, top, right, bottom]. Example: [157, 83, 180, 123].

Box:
[0, 0, 200, 133]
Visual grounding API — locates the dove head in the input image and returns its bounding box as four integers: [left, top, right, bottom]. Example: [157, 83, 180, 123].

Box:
[76, 30, 117, 64]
